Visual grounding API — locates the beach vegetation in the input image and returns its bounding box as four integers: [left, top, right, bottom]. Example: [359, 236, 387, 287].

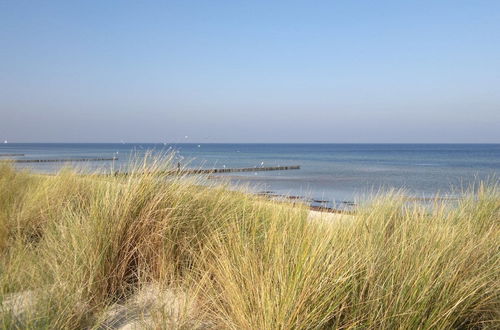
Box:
[0, 161, 498, 329]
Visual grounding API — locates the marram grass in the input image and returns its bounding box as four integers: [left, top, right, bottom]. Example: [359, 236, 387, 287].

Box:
[0, 161, 498, 329]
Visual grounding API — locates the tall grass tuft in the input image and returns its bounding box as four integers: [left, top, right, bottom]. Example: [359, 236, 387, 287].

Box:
[0, 160, 498, 329]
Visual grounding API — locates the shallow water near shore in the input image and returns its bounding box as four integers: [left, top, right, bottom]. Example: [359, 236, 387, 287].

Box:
[1, 143, 499, 208]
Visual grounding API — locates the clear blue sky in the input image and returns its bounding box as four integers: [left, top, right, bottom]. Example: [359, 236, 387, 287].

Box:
[1, 1, 499, 143]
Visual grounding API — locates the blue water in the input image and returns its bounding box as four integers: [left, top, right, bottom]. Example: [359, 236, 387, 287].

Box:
[1, 143, 499, 206]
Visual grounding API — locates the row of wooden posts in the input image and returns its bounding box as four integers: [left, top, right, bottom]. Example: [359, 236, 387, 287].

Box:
[0, 156, 300, 175]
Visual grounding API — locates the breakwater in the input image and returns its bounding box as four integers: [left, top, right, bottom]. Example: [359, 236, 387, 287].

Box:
[1, 157, 118, 163]
[170, 165, 300, 175]
[110, 165, 300, 177]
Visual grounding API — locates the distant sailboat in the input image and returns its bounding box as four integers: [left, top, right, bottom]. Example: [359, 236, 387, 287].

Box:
[3, 140, 7, 144]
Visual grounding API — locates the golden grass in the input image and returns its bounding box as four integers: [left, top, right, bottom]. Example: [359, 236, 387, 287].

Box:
[0, 160, 498, 329]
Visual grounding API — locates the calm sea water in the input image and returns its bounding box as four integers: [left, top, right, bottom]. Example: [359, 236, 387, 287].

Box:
[1, 143, 499, 207]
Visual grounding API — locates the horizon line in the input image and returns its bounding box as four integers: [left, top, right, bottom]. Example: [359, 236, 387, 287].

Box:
[2, 142, 500, 145]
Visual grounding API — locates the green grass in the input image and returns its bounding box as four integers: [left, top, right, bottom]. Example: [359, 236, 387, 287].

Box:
[0, 161, 498, 329]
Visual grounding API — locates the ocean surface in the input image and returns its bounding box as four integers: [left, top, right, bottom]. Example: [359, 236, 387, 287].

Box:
[1, 143, 499, 208]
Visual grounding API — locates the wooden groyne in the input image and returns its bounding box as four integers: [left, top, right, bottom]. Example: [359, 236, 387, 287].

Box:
[2, 157, 118, 163]
[166, 165, 300, 175]
[256, 191, 355, 215]
[110, 165, 300, 177]
[0, 154, 25, 157]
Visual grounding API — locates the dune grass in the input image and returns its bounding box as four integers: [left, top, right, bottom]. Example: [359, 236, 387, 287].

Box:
[0, 161, 498, 329]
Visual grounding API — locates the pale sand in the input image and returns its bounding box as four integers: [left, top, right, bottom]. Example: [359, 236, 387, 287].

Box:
[2, 285, 206, 330]
[308, 210, 353, 223]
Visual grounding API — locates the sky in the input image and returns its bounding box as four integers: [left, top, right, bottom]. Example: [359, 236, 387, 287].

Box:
[1, 1, 499, 143]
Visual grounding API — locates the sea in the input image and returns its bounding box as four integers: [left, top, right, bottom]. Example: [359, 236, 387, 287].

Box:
[1, 143, 499, 209]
